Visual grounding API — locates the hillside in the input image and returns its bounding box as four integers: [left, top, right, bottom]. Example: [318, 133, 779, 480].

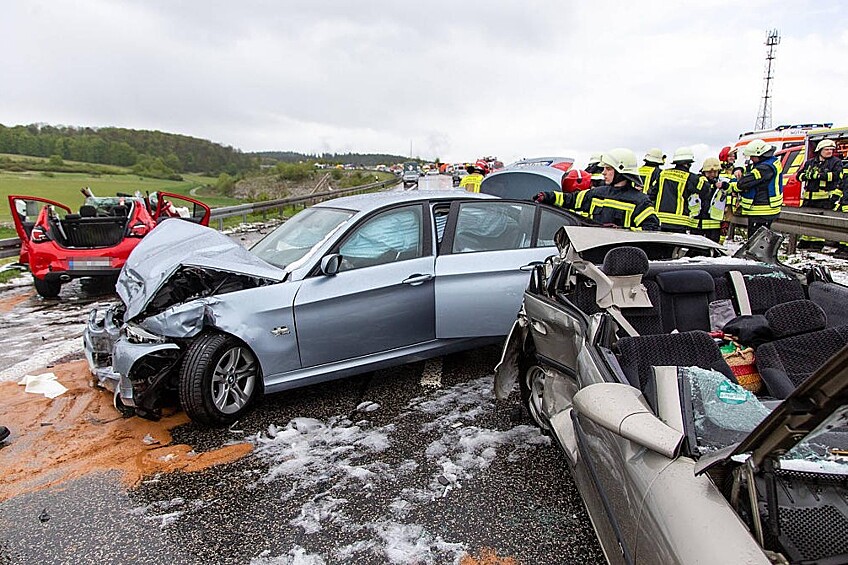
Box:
[252, 151, 412, 166]
[0, 124, 256, 176]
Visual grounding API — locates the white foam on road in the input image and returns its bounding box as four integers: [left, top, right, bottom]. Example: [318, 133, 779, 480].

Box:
[251, 375, 550, 564]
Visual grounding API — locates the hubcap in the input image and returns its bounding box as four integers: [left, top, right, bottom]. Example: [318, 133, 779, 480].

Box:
[211, 346, 258, 415]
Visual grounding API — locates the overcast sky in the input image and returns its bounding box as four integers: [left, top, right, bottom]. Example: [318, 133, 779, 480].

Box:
[2, 0, 847, 166]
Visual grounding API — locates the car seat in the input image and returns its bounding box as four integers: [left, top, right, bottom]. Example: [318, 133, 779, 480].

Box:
[755, 299, 848, 398]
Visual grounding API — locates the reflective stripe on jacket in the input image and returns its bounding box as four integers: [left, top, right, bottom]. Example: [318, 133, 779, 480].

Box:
[797, 155, 843, 203]
[459, 174, 483, 193]
[551, 182, 659, 231]
[649, 168, 704, 228]
[694, 176, 726, 230]
[638, 164, 661, 195]
[733, 156, 783, 217]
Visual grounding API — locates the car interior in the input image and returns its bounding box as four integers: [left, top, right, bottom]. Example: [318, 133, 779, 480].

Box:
[47, 198, 135, 248]
[554, 245, 848, 407]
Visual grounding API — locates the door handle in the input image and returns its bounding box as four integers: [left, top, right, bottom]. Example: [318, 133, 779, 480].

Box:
[520, 261, 544, 272]
[402, 274, 434, 285]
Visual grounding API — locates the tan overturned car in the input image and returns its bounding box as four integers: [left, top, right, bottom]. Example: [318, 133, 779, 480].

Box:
[495, 226, 848, 564]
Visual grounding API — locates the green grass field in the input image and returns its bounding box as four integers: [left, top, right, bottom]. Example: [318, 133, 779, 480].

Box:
[0, 170, 237, 231]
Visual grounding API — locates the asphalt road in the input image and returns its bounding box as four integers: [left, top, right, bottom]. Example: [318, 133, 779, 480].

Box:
[0, 178, 605, 565]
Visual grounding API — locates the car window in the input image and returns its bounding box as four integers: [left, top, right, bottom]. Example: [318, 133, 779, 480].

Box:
[537, 208, 577, 248]
[251, 207, 354, 269]
[432, 203, 451, 246]
[451, 201, 534, 253]
[339, 205, 423, 271]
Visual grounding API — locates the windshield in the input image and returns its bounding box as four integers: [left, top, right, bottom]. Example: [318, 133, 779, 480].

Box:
[682, 367, 848, 475]
[250, 207, 354, 269]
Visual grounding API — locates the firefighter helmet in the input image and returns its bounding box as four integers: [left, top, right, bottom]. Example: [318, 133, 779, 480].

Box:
[644, 147, 665, 165]
[671, 146, 695, 164]
[474, 159, 490, 175]
[599, 148, 643, 186]
[587, 152, 602, 166]
[561, 169, 593, 193]
[700, 157, 722, 173]
[815, 139, 836, 153]
[719, 146, 737, 163]
[742, 139, 775, 158]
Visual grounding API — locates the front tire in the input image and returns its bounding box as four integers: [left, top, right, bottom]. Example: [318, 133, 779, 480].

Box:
[520, 362, 552, 433]
[179, 332, 261, 426]
[33, 277, 61, 298]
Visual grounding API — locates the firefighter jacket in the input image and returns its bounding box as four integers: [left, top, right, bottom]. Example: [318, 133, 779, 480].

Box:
[459, 173, 483, 193]
[692, 176, 728, 230]
[649, 167, 704, 229]
[838, 168, 848, 212]
[797, 154, 843, 204]
[638, 164, 661, 195]
[550, 182, 659, 231]
[732, 156, 783, 217]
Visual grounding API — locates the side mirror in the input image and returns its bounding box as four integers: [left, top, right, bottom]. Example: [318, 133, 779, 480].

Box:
[572, 382, 683, 458]
[320, 254, 342, 276]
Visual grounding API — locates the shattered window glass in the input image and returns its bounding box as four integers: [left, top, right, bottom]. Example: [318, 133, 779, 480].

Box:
[782, 405, 848, 475]
[682, 366, 771, 454]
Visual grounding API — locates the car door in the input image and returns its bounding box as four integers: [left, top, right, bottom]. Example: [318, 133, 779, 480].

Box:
[7, 195, 71, 265]
[293, 203, 436, 367]
[434, 200, 579, 338]
[152, 192, 211, 225]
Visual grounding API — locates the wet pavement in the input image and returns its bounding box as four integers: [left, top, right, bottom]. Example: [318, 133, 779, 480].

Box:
[0, 184, 605, 564]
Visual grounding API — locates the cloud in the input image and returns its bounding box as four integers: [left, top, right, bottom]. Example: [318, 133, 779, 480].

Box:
[1, 0, 847, 165]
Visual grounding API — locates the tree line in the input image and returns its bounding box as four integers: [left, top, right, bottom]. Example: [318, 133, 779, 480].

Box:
[0, 123, 256, 175]
[252, 150, 410, 166]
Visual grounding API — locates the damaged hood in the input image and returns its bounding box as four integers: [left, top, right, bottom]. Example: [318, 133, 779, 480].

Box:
[117, 220, 287, 320]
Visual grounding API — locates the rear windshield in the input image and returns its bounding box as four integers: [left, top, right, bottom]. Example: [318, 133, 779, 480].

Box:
[479, 171, 561, 200]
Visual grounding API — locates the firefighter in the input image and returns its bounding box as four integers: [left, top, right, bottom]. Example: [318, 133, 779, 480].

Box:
[586, 153, 605, 187]
[459, 160, 487, 193]
[731, 139, 783, 238]
[693, 157, 727, 243]
[649, 146, 704, 233]
[835, 169, 848, 259]
[796, 139, 843, 249]
[639, 148, 665, 195]
[534, 148, 659, 231]
[719, 146, 738, 176]
[560, 168, 593, 217]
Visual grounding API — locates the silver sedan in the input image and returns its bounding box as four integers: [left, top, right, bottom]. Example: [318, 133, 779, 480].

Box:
[84, 190, 585, 425]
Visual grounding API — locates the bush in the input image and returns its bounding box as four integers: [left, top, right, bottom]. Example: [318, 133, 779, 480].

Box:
[48, 154, 64, 167]
[274, 162, 313, 182]
[215, 173, 236, 196]
[40, 171, 55, 177]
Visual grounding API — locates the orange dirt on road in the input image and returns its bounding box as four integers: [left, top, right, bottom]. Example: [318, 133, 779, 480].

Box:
[0, 359, 253, 502]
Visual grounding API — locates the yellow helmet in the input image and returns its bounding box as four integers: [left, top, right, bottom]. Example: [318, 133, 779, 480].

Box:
[700, 157, 721, 173]
[644, 148, 665, 165]
[815, 139, 836, 153]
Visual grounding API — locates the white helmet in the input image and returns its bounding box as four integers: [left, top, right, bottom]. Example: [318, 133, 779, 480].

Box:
[599, 148, 643, 186]
[742, 139, 775, 158]
[671, 146, 695, 164]
[815, 139, 836, 153]
[587, 152, 602, 166]
[644, 148, 666, 165]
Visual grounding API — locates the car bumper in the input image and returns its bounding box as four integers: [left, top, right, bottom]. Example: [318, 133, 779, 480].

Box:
[83, 306, 180, 410]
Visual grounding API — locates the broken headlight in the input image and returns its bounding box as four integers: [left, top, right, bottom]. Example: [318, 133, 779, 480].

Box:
[124, 324, 166, 345]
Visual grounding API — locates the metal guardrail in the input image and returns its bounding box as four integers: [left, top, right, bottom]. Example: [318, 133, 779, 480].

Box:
[0, 177, 399, 259]
[729, 208, 848, 253]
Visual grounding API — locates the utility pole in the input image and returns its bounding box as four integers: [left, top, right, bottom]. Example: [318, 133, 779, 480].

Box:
[755, 29, 780, 131]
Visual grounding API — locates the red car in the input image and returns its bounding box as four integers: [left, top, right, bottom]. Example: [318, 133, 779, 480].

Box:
[9, 189, 210, 297]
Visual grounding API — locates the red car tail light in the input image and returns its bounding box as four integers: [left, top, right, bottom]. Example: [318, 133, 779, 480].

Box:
[129, 223, 149, 238]
[31, 225, 50, 242]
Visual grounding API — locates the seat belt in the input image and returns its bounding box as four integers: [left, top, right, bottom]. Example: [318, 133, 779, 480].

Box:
[729, 271, 752, 316]
[609, 306, 640, 337]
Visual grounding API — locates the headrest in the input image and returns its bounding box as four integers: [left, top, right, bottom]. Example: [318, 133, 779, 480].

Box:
[79, 205, 96, 217]
[656, 270, 715, 294]
[602, 246, 649, 277]
[765, 299, 827, 338]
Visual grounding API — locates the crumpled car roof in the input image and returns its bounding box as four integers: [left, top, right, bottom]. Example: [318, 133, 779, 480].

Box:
[117, 220, 286, 320]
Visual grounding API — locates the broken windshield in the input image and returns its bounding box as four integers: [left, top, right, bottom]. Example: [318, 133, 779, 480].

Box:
[250, 207, 354, 269]
[682, 368, 848, 474]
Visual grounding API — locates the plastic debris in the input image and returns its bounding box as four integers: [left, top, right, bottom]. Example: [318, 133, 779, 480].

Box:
[142, 434, 160, 445]
[17, 373, 67, 399]
[38, 509, 50, 524]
